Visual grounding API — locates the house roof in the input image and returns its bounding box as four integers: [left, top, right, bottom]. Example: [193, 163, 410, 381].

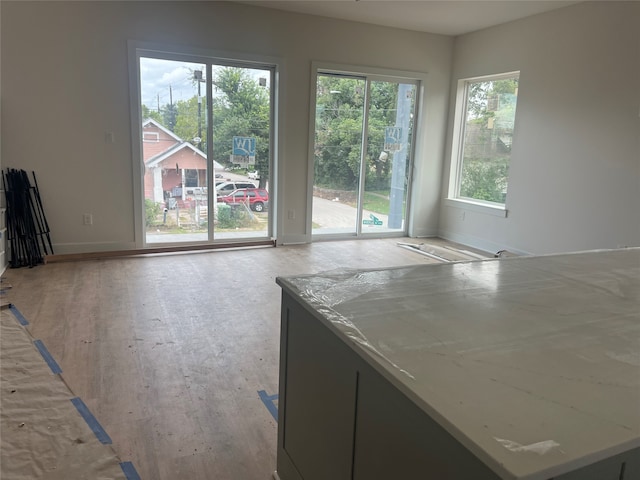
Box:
[146, 141, 206, 168]
[143, 118, 224, 170]
[143, 118, 182, 143]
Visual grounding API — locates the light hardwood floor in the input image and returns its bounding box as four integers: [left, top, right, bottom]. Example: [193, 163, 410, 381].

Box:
[2, 237, 486, 480]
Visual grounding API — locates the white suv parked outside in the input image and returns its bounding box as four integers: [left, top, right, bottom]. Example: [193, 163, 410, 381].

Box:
[215, 181, 256, 195]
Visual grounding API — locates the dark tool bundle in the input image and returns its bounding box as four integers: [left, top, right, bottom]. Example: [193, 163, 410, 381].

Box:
[2, 169, 53, 268]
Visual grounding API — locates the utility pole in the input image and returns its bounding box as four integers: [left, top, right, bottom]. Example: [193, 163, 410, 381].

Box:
[194, 70, 204, 149]
[388, 83, 413, 229]
[168, 85, 175, 130]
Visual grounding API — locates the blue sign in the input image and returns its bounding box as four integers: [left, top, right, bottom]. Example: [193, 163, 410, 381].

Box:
[384, 127, 402, 152]
[233, 136, 256, 156]
[231, 136, 257, 165]
[362, 214, 383, 226]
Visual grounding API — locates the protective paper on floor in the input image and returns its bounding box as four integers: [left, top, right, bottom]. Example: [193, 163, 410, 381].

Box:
[397, 241, 487, 262]
[1, 309, 126, 480]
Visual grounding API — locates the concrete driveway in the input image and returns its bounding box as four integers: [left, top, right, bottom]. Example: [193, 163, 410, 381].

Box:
[312, 196, 394, 233]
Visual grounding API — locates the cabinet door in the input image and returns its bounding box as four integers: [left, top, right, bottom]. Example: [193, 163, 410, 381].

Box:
[352, 367, 500, 480]
[553, 448, 640, 480]
[281, 298, 357, 480]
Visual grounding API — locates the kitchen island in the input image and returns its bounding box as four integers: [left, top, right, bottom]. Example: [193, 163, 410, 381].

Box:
[274, 249, 639, 480]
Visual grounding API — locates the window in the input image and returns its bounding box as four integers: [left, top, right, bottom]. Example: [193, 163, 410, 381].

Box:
[143, 131, 159, 142]
[451, 72, 519, 206]
[184, 169, 199, 187]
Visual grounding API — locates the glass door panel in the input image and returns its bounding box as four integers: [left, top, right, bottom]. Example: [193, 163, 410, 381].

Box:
[211, 66, 272, 241]
[139, 55, 273, 245]
[312, 74, 366, 236]
[140, 57, 209, 244]
[362, 81, 416, 234]
[312, 72, 417, 238]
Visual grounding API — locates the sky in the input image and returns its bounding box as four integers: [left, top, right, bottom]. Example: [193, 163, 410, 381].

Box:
[139, 57, 271, 111]
[140, 57, 203, 110]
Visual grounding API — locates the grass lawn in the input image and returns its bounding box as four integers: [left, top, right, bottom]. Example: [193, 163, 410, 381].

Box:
[362, 191, 391, 215]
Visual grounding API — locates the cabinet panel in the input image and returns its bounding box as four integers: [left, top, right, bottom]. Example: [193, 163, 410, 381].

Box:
[553, 448, 640, 480]
[353, 367, 500, 480]
[281, 298, 357, 480]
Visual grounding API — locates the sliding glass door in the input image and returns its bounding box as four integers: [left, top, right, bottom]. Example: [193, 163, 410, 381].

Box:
[362, 80, 416, 234]
[137, 51, 274, 245]
[140, 57, 209, 244]
[312, 72, 418, 237]
[312, 75, 365, 236]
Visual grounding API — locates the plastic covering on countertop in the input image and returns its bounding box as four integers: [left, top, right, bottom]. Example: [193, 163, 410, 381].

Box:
[285, 268, 419, 379]
[494, 437, 562, 455]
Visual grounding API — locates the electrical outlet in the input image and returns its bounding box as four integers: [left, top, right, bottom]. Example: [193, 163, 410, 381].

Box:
[83, 213, 93, 225]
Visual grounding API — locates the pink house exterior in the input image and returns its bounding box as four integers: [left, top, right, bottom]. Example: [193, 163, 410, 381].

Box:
[142, 119, 210, 205]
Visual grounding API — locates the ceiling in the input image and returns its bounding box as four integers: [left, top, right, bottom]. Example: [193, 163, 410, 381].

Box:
[241, 0, 582, 36]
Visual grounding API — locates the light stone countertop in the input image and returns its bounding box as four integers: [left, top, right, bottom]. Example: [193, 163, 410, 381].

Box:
[276, 248, 640, 480]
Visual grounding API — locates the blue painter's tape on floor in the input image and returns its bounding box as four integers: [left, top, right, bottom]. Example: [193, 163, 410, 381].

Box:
[33, 339, 62, 374]
[9, 304, 29, 326]
[120, 462, 142, 480]
[70, 397, 112, 445]
[258, 390, 278, 422]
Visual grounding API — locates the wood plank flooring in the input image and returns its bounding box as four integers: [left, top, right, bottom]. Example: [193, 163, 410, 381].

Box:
[1, 237, 487, 480]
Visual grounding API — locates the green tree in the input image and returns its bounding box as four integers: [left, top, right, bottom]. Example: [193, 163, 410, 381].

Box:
[460, 77, 518, 203]
[174, 97, 206, 150]
[211, 68, 270, 187]
[313, 76, 401, 191]
[314, 77, 365, 190]
[142, 105, 163, 124]
[460, 158, 509, 203]
[145, 199, 162, 226]
[366, 81, 404, 190]
[163, 102, 178, 132]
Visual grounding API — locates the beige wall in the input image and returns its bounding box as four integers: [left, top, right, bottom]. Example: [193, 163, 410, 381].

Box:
[4, 1, 636, 256]
[0, 1, 453, 253]
[440, 1, 640, 254]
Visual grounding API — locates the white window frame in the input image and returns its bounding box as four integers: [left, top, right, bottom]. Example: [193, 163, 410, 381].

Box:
[307, 61, 427, 240]
[447, 71, 519, 217]
[128, 40, 282, 248]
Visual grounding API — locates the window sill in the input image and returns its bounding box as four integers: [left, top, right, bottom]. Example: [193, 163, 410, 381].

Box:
[444, 198, 508, 218]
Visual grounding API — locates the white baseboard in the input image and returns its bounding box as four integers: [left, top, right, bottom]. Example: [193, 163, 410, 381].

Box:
[409, 225, 439, 238]
[278, 234, 310, 246]
[437, 230, 531, 257]
[52, 241, 138, 255]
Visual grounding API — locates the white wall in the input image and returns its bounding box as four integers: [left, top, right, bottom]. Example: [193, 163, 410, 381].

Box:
[0, 1, 453, 253]
[440, 1, 640, 255]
